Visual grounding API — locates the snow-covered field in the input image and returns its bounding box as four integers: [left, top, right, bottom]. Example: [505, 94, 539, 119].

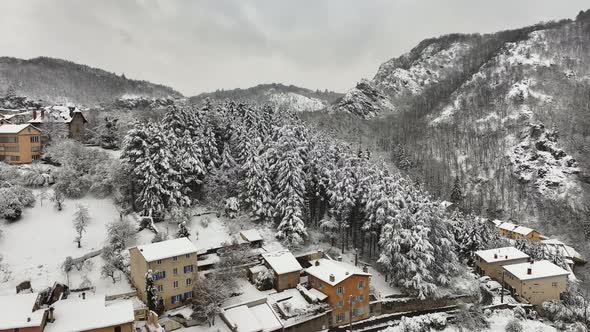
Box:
[0, 188, 135, 295]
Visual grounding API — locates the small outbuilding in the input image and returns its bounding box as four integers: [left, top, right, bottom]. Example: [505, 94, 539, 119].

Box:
[261, 250, 302, 291]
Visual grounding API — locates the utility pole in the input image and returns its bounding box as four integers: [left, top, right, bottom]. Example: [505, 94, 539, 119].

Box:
[354, 248, 358, 267]
[501, 272, 504, 304]
[349, 295, 353, 332]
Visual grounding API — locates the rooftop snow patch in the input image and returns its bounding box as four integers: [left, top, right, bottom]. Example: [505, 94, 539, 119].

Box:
[262, 250, 302, 275]
[135, 238, 198, 262]
[0, 124, 38, 134]
[0, 293, 45, 330]
[496, 221, 536, 236]
[240, 229, 263, 243]
[475, 247, 529, 263]
[306, 259, 370, 286]
[503, 260, 569, 281]
[44, 295, 134, 332]
[224, 303, 282, 332]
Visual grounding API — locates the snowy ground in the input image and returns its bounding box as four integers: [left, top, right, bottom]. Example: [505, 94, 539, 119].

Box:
[0, 188, 135, 295]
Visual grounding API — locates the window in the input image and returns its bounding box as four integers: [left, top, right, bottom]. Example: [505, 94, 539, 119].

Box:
[171, 296, 176, 304]
[186, 278, 192, 286]
[185, 254, 191, 258]
[0, 146, 19, 152]
[183, 265, 194, 273]
[0, 136, 17, 143]
[173, 281, 179, 288]
[173, 256, 178, 261]
[157, 259, 162, 264]
[336, 313, 346, 322]
[357, 280, 365, 289]
[352, 307, 362, 317]
[32, 154, 40, 160]
[173, 268, 178, 275]
[157, 285, 163, 292]
[176, 294, 182, 302]
[30, 136, 40, 143]
[552, 282, 558, 287]
[337, 300, 344, 307]
[336, 286, 344, 294]
[158, 299, 164, 306]
[114, 326, 121, 332]
[154, 271, 166, 280]
[184, 291, 193, 300]
[317, 281, 322, 289]
[358, 294, 364, 302]
[31, 145, 41, 151]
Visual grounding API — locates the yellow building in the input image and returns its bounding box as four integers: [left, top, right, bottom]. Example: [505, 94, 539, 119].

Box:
[44, 295, 134, 332]
[0, 124, 41, 164]
[474, 247, 530, 282]
[129, 238, 198, 310]
[503, 260, 569, 306]
[306, 259, 371, 326]
[493, 220, 541, 241]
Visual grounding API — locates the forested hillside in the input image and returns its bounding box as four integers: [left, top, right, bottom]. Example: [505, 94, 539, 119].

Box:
[308, 10, 590, 251]
[190, 83, 342, 113]
[0, 57, 182, 106]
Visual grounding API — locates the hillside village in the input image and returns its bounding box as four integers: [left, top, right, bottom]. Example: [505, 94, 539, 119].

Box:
[0, 96, 589, 332]
[1, 5, 590, 332]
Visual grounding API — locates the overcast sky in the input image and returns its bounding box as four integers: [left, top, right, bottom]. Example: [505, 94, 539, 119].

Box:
[0, 1, 588, 96]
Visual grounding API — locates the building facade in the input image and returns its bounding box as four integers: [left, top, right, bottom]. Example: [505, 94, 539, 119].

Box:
[306, 259, 371, 326]
[493, 221, 541, 241]
[502, 260, 569, 306]
[130, 238, 198, 310]
[29, 105, 87, 142]
[474, 247, 530, 282]
[0, 124, 41, 164]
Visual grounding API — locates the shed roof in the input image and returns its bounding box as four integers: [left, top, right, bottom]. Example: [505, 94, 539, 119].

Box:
[496, 221, 536, 236]
[44, 295, 134, 332]
[224, 303, 282, 332]
[0, 293, 45, 330]
[306, 259, 370, 286]
[135, 238, 198, 262]
[262, 250, 302, 275]
[240, 229, 263, 242]
[475, 247, 529, 263]
[503, 260, 569, 281]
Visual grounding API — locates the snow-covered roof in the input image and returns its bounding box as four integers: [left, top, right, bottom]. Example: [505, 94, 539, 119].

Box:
[0, 293, 45, 329]
[503, 260, 569, 281]
[541, 239, 586, 263]
[44, 295, 134, 332]
[224, 303, 282, 332]
[307, 288, 329, 301]
[496, 221, 536, 236]
[0, 124, 38, 134]
[135, 238, 198, 262]
[475, 247, 529, 263]
[28, 105, 84, 124]
[240, 229, 263, 242]
[262, 250, 302, 275]
[305, 259, 371, 286]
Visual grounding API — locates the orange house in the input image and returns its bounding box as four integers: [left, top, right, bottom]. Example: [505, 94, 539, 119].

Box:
[306, 259, 371, 326]
[261, 250, 302, 291]
[0, 124, 42, 164]
[493, 220, 541, 242]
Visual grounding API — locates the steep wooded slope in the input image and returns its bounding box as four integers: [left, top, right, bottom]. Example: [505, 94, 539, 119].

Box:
[0, 57, 182, 106]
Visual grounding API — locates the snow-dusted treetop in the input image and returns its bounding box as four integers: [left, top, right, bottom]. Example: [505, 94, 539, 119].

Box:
[135, 237, 197, 262]
[503, 260, 569, 281]
[44, 295, 134, 332]
[306, 258, 371, 286]
[474, 246, 529, 264]
[0, 293, 45, 330]
[261, 250, 302, 275]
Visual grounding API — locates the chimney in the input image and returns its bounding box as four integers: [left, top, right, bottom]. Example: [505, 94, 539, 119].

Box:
[527, 267, 532, 275]
[494, 253, 498, 259]
[33, 110, 37, 120]
[82, 292, 86, 300]
[363, 265, 369, 273]
[41, 110, 45, 119]
[345, 271, 349, 275]
[48, 307, 55, 322]
[68, 105, 75, 118]
[315, 261, 320, 267]
[337, 256, 343, 262]
[27, 317, 31, 322]
[505, 255, 508, 259]
[329, 274, 335, 282]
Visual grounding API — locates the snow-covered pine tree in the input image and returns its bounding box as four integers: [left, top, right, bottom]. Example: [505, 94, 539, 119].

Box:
[173, 130, 206, 192]
[239, 137, 274, 222]
[271, 125, 308, 246]
[162, 105, 189, 137]
[450, 176, 463, 205]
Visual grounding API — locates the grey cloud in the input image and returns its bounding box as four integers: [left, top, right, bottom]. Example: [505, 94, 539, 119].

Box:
[0, 0, 588, 95]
